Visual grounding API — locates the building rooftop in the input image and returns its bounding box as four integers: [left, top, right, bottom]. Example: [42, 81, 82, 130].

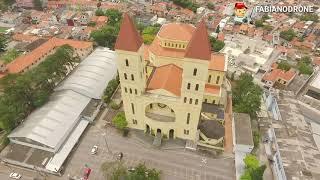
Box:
[147, 64, 182, 96]
[262, 68, 296, 82]
[55, 47, 117, 99]
[5, 37, 93, 74]
[115, 13, 143, 52]
[233, 113, 254, 146]
[158, 23, 195, 41]
[309, 71, 320, 91]
[271, 93, 320, 179]
[198, 120, 225, 139]
[185, 20, 211, 61]
[209, 53, 226, 71]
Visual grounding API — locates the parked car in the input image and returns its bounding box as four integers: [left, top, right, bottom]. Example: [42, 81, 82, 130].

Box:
[91, 145, 98, 155]
[9, 172, 21, 179]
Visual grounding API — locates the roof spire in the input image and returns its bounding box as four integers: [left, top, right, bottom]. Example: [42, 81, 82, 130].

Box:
[185, 20, 211, 61]
[115, 13, 143, 52]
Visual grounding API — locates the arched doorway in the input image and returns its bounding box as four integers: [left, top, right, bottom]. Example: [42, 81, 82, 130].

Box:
[157, 129, 161, 134]
[169, 129, 174, 139]
[146, 124, 150, 134]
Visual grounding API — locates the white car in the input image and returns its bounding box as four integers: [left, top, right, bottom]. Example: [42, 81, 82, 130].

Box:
[91, 145, 98, 155]
[9, 172, 21, 179]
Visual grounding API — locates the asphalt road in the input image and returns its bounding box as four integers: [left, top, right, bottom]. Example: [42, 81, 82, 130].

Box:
[61, 108, 236, 180]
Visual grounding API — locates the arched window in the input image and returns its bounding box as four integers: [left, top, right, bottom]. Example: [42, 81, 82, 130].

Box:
[130, 88, 132, 94]
[195, 99, 198, 105]
[135, 89, 137, 95]
[187, 113, 190, 124]
[131, 103, 135, 114]
[184, 97, 187, 103]
[216, 76, 220, 84]
[208, 75, 211, 83]
[195, 84, 199, 91]
[125, 87, 127, 93]
[193, 68, 197, 76]
[124, 73, 127, 80]
[187, 83, 191, 90]
[131, 74, 134, 81]
[125, 59, 129, 66]
[189, 98, 193, 104]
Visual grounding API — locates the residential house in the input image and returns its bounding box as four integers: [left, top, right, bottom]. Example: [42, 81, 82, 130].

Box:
[262, 63, 296, 88]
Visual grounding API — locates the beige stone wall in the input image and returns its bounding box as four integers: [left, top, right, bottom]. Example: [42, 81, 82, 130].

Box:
[116, 46, 226, 142]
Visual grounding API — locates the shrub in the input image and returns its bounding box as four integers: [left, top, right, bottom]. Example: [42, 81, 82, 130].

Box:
[112, 112, 127, 130]
[110, 100, 120, 110]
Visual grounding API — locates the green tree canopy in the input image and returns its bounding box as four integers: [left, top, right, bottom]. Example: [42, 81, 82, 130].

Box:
[105, 9, 122, 26]
[101, 162, 161, 180]
[142, 26, 160, 44]
[241, 154, 266, 180]
[207, 2, 215, 10]
[277, 60, 291, 71]
[33, 0, 43, 10]
[209, 36, 225, 52]
[170, 0, 199, 12]
[300, 13, 319, 22]
[280, 29, 296, 41]
[112, 112, 128, 130]
[232, 73, 262, 118]
[297, 62, 313, 75]
[0, 35, 7, 52]
[95, 8, 105, 16]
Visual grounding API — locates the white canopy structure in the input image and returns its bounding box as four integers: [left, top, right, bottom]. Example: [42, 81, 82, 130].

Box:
[8, 47, 117, 172]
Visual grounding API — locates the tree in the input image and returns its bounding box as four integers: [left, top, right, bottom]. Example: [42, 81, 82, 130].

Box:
[277, 60, 291, 71]
[280, 29, 296, 41]
[170, 0, 199, 12]
[0, 35, 7, 52]
[300, 13, 319, 22]
[241, 154, 266, 180]
[95, 8, 105, 16]
[105, 9, 122, 26]
[128, 163, 161, 180]
[101, 162, 161, 180]
[255, 20, 264, 27]
[215, 25, 220, 33]
[33, 0, 43, 10]
[90, 10, 122, 48]
[298, 62, 313, 75]
[112, 112, 127, 130]
[142, 26, 160, 44]
[103, 78, 119, 103]
[207, 2, 214, 10]
[209, 36, 225, 52]
[232, 73, 262, 118]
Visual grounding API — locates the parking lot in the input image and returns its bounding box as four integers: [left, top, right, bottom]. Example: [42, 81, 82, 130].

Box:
[60, 107, 236, 180]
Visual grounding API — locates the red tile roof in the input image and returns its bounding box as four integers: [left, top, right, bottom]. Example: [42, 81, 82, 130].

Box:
[115, 13, 143, 52]
[5, 37, 92, 74]
[147, 64, 182, 96]
[262, 69, 296, 82]
[209, 54, 225, 71]
[185, 20, 211, 61]
[158, 23, 195, 41]
[205, 84, 220, 95]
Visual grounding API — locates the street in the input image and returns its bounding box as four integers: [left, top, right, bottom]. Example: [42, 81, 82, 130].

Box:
[60, 107, 236, 180]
